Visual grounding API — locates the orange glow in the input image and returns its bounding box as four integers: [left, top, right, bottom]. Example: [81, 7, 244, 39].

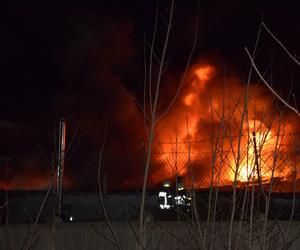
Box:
[1, 63, 299, 192]
[195, 66, 215, 82]
[154, 65, 217, 186]
[184, 93, 194, 106]
[0, 170, 72, 191]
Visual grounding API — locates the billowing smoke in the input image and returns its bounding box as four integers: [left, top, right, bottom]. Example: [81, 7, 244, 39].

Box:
[0, 16, 145, 191]
[47, 16, 147, 190]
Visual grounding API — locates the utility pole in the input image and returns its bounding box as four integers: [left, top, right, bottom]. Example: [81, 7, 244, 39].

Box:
[57, 118, 66, 217]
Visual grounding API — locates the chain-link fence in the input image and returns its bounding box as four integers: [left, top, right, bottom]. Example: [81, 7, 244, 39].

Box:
[151, 133, 300, 192]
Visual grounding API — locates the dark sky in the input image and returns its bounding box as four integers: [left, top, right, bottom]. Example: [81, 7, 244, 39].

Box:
[0, 1, 300, 190]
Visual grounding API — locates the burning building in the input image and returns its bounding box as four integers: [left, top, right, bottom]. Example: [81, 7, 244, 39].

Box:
[149, 63, 300, 193]
[0, 60, 299, 193]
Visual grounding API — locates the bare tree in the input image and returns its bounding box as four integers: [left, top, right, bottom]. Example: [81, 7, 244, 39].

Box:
[129, 1, 200, 248]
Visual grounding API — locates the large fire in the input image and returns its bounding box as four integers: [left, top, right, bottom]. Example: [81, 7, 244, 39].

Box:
[152, 64, 300, 192]
[0, 62, 299, 192]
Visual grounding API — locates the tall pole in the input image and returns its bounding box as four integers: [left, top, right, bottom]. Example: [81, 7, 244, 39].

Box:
[57, 118, 66, 217]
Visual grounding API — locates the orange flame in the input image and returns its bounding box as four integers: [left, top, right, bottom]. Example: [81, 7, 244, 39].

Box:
[153, 63, 300, 192]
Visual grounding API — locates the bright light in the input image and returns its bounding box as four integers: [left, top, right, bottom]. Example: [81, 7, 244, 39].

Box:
[174, 195, 184, 205]
[158, 191, 171, 209]
[195, 66, 215, 82]
[163, 181, 171, 188]
[69, 216, 73, 221]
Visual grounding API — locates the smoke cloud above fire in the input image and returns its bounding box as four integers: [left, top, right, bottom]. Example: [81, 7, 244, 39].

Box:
[1, 16, 145, 191]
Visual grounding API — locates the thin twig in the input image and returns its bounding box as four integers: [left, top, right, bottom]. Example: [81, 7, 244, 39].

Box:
[92, 224, 119, 248]
[245, 47, 300, 118]
[139, 1, 174, 249]
[97, 124, 121, 249]
[261, 22, 300, 67]
[262, 113, 283, 250]
[148, 0, 159, 116]
[186, 116, 206, 250]
[23, 180, 53, 250]
[156, 0, 200, 124]
[117, 77, 150, 122]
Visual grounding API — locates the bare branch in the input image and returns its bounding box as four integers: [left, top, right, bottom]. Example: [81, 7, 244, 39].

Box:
[245, 47, 300, 117]
[23, 179, 53, 250]
[262, 22, 300, 66]
[139, 1, 174, 248]
[117, 77, 151, 122]
[97, 124, 121, 249]
[145, 40, 160, 65]
[148, 1, 159, 116]
[156, 0, 200, 123]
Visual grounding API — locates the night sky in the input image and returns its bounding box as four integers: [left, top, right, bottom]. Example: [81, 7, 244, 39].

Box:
[1, 1, 300, 191]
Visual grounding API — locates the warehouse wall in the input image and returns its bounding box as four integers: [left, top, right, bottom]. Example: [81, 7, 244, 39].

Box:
[1, 221, 300, 250]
